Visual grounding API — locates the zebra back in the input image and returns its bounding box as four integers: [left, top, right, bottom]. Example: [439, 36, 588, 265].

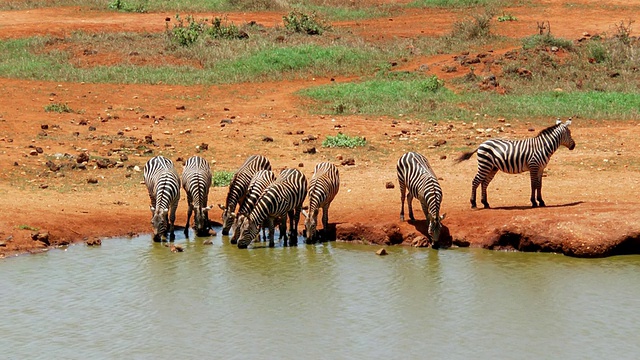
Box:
[220, 155, 271, 234]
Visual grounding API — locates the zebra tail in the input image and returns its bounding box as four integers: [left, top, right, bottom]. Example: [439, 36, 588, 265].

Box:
[454, 148, 478, 163]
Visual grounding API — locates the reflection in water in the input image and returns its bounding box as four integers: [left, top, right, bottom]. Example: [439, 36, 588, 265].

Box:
[1, 229, 639, 359]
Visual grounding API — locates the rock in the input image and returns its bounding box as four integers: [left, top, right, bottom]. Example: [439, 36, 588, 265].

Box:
[341, 158, 355, 166]
[298, 163, 304, 167]
[433, 139, 447, 147]
[220, 119, 233, 124]
[199, 142, 209, 151]
[41, 124, 49, 130]
[31, 232, 50, 246]
[29, 150, 38, 156]
[144, 134, 154, 144]
[85, 237, 102, 246]
[411, 236, 429, 248]
[303, 147, 316, 154]
[385, 181, 395, 189]
[87, 178, 98, 184]
[39, 184, 48, 189]
[77, 152, 90, 163]
[376, 248, 388, 256]
[440, 155, 447, 160]
[119, 154, 128, 162]
[262, 136, 274, 142]
[170, 244, 184, 253]
[176, 105, 186, 110]
[203, 239, 213, 245]
[96, 158, 112, 169]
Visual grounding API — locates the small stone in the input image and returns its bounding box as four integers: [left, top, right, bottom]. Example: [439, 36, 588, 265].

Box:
[170, 244, 184, 253]
[411, 236, 429, 248]
[262, 136, 274, 142]
[39, 184, 49, 189]
[85, 238, 102, 246]
[303, 147, 316, 154]
[385, 181, 395, 189]
[376, 248, 388, 256]
[298, 162, 304, 167]
[87, 178, 98, 184]
[41, 124, 49, 130]
[341, 158, 355, 166]
[176, 105, 186, 110]
[29, 150, 38, 156]
[203, 239, 213, 245]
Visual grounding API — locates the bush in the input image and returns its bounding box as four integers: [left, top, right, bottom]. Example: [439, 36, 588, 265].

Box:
[167, 14, 206, 46]
[322, 133, 367, 148]
[283, 10, 331, 35]
[44, 103, 74, 113]
[207, 17, 248, 40]
[212, 171, 235, 187]
[450, 10, 495, 40]
[108, 0, 146, 13]
[522, 34, 573, 51]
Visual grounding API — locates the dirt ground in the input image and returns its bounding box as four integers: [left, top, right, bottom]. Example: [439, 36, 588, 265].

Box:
[1, 0, 639, 258]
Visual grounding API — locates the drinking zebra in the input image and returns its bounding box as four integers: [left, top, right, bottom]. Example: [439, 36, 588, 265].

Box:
[143, 156, 181, 242]
[397, 152, 445, 247]
[302, 162, 340, 243]
[237, 168, 307, 249]
[229, 169, 277, 245]
[455, 118, 575, 208]
[181, 156, 212, 237]
[218, 155, 272, 235]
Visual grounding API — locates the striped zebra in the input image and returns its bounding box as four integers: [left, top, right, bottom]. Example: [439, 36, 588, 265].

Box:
[229, 169, 277, 245]
[455, 118, 575, 208]
[181, 156, 212, 237]
[302, 162, 340, 243]
[143, 156, 181, 242]
[237, 168, 307, 249]
[397, 152, 445, 246]
[218, 155, 272, 236]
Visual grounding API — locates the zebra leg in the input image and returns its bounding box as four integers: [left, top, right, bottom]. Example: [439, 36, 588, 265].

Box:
[289, 209, 299, 246]
[184, 203, 192, 236]
[278, 216, 287, 247]
[470, 172, 484, 208]
[399, 180, 407, 221]
[267, 217, 276, 247]
[530, 169, 545, 207]
[407, 192, 415, 221]
[480, 170, 497, 209]
[169, 204, 178, 241]
[321, 205, 330, 240]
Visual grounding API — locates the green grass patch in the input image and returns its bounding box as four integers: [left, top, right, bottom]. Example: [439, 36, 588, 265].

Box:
[212, 170, 235, 187]
[0, 35, 394, 85]
[17, 224, 39, 231]
[522, 34, 574, 50]
[407, 0, 502, 8]
[44, 103, 74, 113]
[322, 133, 367, 148]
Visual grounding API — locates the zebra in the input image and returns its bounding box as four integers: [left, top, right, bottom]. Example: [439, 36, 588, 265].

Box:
[229, 169, 277, 245]
[397, 152, 445, 247]
[237, 168, 307, 249]
[455, 118, 575, 208]
[302, 162, 340, 244]
[218, 155, 272, 236]
[181, 156, 212, 237]
[143, 156, 181, 242]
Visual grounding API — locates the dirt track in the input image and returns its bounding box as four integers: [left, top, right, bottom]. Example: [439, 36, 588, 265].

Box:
[0, 1, 639, 258]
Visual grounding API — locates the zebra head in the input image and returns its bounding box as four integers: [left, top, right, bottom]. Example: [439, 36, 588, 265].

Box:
[193, 205, 212, 237]
[559, 118, 575, 150]
[302, 209, 318, 242]
[218, 204, 235, 235]
[229, 213, 247, 244]
[429, 213, 446, 246]
[150, 207, 169, 242]
[237, 216, 259, 249]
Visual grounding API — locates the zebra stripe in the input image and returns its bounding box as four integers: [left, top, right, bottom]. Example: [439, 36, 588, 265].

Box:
[181, 156, 212, 237]
[237, 168, 307, 249]
[219, 155, 272, 235]
[143, 156, 181, 242]
[229, 169, 276, 245]
[397, 152, 444, 246]
[303, 162, 340, 243]
[456, 118, 575, 208]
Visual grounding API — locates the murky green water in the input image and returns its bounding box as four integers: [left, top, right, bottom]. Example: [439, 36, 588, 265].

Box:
[1, 229, 639, 359]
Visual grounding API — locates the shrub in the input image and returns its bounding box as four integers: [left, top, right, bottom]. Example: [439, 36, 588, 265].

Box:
[44, 103, 74, 113]
[283, 10, 331, 35]
[167, 14, 206, 46]
[587, 41, 608, 63]
[450, 10, 495, 40]
[207, 17, 248, 40]
[212, 170, 235, 187]
[322, 133, 367, 148]
[108, 0, 146, 13]
[497, 13, 517, 22]
[522, 34, 573, 51]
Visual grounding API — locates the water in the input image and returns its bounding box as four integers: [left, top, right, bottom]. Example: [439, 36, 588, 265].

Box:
[1, 229, 640, 359]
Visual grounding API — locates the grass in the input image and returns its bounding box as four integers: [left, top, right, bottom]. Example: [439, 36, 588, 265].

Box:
[17, 225, 39, 231]
[44, 103, 74, 113]
[322, 133, 367, 148]
[407, 0, 505, 7]
[212, 171, 235, 187]
[0, 32, 395, 85]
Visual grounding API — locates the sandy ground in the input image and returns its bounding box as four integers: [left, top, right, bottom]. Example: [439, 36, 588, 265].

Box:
[1, 0, 639, 258]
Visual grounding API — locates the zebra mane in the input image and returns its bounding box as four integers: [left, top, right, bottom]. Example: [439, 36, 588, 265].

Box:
[535, 123, 563, 138]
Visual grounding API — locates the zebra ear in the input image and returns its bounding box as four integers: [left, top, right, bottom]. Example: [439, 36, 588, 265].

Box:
[204, 206, 212, 211]
[555, 118, 561, 125]
[566, 117, 572, 126]
[150, 206, 155, 212]
[218, 204, 226, 210]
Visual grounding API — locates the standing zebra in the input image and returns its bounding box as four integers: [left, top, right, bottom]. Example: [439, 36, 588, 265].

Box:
[181, 156, 212, 237]
[455, 118, 575, 208]
[143, 156, 181, 242]
[397, 152, 445, 247]
[302, 162, 340, 244]
[237, 168, 307, 249]
[229, 169, 277, 245]
[218, 155, 272, 236]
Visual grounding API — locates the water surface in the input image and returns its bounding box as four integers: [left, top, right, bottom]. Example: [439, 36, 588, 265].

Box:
[1, 230, 639, 359]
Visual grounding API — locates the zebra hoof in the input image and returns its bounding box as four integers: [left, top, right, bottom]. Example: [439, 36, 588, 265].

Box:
[481, 201, 490, 209]
[222, 229, 230, 236]
[538, 201, 546, 207]
[470, 201, 477, 208]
